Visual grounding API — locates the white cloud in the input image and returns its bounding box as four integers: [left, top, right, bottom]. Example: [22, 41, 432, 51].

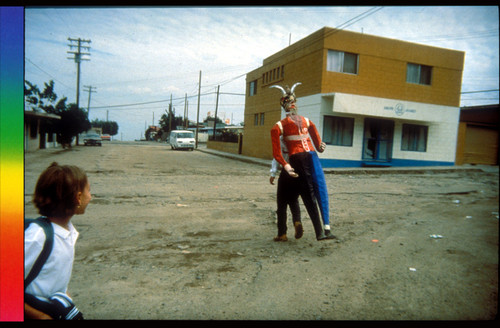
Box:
[25, 6, 499, 141]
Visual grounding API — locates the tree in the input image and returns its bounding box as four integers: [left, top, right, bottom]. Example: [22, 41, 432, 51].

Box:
[57, 104, 91, 147]
[157, 107, 184, 140]
[25, 80, 67, 113]
[25, 80, 90, 147]
[203, 116, 224, 125]
[91, 119, 119, 136]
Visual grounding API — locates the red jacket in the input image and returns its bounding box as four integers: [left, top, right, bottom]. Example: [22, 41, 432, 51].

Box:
[270, 115, 322, 167]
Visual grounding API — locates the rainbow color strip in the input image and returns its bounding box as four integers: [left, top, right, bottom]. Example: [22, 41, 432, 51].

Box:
[0, 6, 24, 321]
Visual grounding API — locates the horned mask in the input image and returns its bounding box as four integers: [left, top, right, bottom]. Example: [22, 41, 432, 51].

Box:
[270, 82, 302, 112]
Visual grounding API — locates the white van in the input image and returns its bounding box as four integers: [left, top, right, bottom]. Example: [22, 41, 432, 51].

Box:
[169, 130, 195, 150]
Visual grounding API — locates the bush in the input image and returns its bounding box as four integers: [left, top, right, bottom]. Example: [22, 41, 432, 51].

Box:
[217, 129, 239, 143]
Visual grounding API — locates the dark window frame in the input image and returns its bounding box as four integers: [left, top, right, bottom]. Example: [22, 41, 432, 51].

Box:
[322, 115, 354, 147]
[406, 63, 432, 85]
[401, 123, 428, 152]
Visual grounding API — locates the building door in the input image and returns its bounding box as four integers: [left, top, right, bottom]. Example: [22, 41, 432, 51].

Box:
[362, 118, 394, 163]
[463, 125, 499, 165]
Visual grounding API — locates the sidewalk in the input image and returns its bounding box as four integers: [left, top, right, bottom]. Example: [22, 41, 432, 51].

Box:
[196, 146, 498, 175]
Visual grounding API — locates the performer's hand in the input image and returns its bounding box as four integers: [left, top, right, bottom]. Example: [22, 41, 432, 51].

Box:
[270, 176, 275, 185]
[284, 164, 299, 178]
[318, 142, 326, 153]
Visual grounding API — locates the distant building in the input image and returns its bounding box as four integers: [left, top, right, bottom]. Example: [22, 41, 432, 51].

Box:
[243, 27, 465, 167]
[24, 110, 60, 152]
[456, 104, 499, 165]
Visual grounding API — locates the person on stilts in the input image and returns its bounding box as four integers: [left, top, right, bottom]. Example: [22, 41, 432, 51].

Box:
[270, 82, 335, 241]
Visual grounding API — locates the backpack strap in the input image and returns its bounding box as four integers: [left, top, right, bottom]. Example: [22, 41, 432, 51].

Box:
[24, 217, 54, 289]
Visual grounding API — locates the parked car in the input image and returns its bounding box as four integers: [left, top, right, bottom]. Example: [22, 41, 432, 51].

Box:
[101, 134, 111, 141]
[83, 133, 102, 146]
[169, 130, 195, 150]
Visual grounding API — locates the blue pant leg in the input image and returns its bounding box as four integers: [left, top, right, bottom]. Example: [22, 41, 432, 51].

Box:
[309, 151, 330, 226]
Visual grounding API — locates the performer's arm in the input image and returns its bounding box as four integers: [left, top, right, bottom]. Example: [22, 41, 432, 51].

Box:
[271, 124, 298, 177]
[271, 125, 287, 167]
[270, 158, 279, 177]
[308, 120, 326, 153]
[270, 159, 278, 184]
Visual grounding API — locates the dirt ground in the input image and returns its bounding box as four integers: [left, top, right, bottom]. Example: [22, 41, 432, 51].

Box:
[24, 141, 498, 321]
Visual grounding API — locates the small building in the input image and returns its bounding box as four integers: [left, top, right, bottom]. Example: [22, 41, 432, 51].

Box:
[456, 104, 499, 165]
[24, 110, 61, 152]
[243, 27, 465, 167]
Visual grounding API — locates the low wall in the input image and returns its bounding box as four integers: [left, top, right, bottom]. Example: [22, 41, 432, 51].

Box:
[207, 140, 240, 155]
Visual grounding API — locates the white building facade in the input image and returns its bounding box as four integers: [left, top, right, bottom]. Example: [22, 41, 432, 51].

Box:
[297, 93, 460, 167]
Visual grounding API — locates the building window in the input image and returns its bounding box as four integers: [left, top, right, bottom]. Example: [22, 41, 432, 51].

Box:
[327, 50, 358, 74]
[249, 80, 257, 96]
[254, 113, 265, 126]
[262, 64, 285, 85]
[406, 63, 432, 85]
[401, 124, 428, 152]
[323, 116, 354, 146]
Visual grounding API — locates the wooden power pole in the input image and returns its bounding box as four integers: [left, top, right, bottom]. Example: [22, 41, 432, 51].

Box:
[83, 85, 97, 119]
[195, 70, 201, 149]
[67, 37, 91, 108]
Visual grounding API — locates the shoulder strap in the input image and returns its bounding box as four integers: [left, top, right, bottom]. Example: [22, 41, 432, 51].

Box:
[276, 121, 283, 134]
[24, 217, 54, 289]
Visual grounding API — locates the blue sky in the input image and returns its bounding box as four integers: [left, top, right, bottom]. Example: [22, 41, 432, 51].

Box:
[24, 6, 499, 141]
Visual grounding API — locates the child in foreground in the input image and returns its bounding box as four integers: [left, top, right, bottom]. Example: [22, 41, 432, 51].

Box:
[24, 162, 91, 320]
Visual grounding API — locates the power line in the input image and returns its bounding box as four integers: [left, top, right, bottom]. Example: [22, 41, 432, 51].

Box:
[404, 29, 498, 43]
[461, 98, 499, 101]
[26, 8, 383, 115]
[263, 7, 384, 67]
[89, 89, 246, 110]
[90, 91, 212, 109]
[86, 9, 382, 111]
[91, 64, 250, 87]
[91, 87, 498, 111]
[461, 89, 499, 94]
[25, 57, 74, 91]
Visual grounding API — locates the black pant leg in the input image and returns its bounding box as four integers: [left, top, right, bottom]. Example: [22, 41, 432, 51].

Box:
[276, 169, 289, 236]
[290, 152, 324, 238]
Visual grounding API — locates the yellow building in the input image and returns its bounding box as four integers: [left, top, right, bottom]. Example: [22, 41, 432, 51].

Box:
[243, 27, 465, 167]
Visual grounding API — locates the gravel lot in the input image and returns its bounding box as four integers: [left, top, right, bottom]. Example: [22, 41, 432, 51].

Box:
[24, 141, 498, 320]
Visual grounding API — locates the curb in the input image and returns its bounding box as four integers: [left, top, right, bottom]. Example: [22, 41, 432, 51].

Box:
[196, 148, 496, 175]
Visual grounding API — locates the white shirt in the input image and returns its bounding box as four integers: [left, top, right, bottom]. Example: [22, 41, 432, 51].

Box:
[25, 220, 79, 301]
[270, 137, 289, 177]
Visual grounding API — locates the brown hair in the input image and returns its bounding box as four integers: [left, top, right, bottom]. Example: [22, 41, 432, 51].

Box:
[33, 162, 88, 218]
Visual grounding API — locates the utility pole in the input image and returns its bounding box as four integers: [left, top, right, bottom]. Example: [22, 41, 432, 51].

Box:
[67, 37, 91, 108]
[168, 94, 172, 132]
[184, 93, 188, 129]
[83, 85, 96, 119]
[195, 70, 201, 149]
[212, 85, 220, 141]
